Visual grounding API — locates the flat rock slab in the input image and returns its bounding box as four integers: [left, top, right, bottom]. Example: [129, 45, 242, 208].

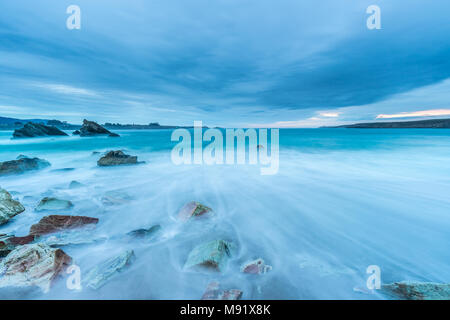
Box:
[0, 189, 25, 225]
[201, 282, 242, 300]
[0, 156, 50, 176]
[184, 240, 231, 272]
[84, 250, 135, 290]
[30, 215, 99, 236]
[382, 281, 450, 300]
[13, 123, 68, 138]
[177, 201, 212, 221]
[35, 197, 74, 212]
[127, 225, 161, 240]
[97, 151, 140, 166]
[0, 243, 72, 292]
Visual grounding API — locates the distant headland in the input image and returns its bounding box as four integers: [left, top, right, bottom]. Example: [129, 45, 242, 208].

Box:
[0, 116, 185, 130]
[325, 118, 450, 128]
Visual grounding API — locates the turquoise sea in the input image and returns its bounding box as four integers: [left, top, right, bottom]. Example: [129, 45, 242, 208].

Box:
[0, 129, 450, 299]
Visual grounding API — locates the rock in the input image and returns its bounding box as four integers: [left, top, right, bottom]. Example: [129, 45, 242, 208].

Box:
[0, 189, 25, 225]
[382, 281, 450, 300]
[101, 190, 133, 206]
[0, 234, 36, 257]
[201, 282, 243, 300]
[184, 240, 232, 272]
[69, 181, 84, 189]
[13, 123, 68, 138]
[108, 132, 120, 138]
[0, 156, 50, 176]
[29, 215, 99, 236]
[177, 201, 212, 221]
[41, 230, 107, 247]
[72, 130, 80, 135]
[241, 258, 272, 275]
[127, 225, 161, 240]
[0, 243, 72, 292]
[51, 168, 75, 172]
[35, 197, 74, 212]
[97, 150, 140, 167]
[77, 119, 119, 137]
[84, 250, 135, 290]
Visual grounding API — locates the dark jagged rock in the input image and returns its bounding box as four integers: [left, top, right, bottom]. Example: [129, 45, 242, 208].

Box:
[184, 240, 232, 272]
[0, 189, 25, 225]
[108, 132, 120, 138]
[35, 197, 74, 212]
[177, 201, 212, 221]
[77, 119, 119, 137]
[0, 243, 72, 292]
[97, 150, 141, 167]
[382, 281, 450, 300]
[13, 123, 68, 138]
[83, 250, 135, 290]
[29, 215, 99, 236]
[0, 234, 35, 257]
[72, 130, 80, 135]
[0, 156, 50, 176]
[127, 225, 161, 240]
[201, 282, 243, 300]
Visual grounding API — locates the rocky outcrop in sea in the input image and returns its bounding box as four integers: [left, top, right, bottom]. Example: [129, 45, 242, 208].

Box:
[97, 150, 141, 166]
[74, 119, 120, 137]
[0, 156, 50, 176]
[13, 123, 68, 138]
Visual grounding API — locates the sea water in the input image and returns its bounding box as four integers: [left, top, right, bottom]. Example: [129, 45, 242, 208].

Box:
[0, 129, 449, 299]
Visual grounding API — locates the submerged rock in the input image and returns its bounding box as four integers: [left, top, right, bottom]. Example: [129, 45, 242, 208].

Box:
[127, 225, 161, 240]
[177, 201, 212, 221]
[201, 282, 243, 300]
[0, 156, 50, 176]
[77, 119, 119, 137]
[13, 123, 68, 138]
[184, 240, 232, 272]
[101, 190, 133, 206]
[0, 243, 72, 292]
[84, 250, 135, 290]
[29, 215, 99, 236]
[69, 180, 84, 189]
[35, 197, 74, 212]
[0, 189, 25, 225]
[0, 234, 35, 257]
[241, 258, 272, 275]
[97, 151, 140, 167]
[382, 281, 450, 300]
[42, 229, 107, 247]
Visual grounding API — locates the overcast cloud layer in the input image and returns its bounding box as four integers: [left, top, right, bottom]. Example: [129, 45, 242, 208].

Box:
[0, 0, 449, 127]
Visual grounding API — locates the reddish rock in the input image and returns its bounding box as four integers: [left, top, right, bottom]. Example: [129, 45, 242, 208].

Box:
[241, 258, 272, 275]
[177, 201, 212, 221]
[29, 215, 99, 236]
[201, 282, 243, 300]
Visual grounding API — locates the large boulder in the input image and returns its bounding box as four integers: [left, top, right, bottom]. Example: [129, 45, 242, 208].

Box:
[13, 123, 68, 138]
[77, 119, 119, 137]
[0, 243, 72, 292]
[35, 197, 74, 212]
[29, 215, 99, 236]
[201, 282, 243, 300]
[83, 250, 135, 290]
[0, 188, 25, 225]
[382, 281, 450, 300]
[0, 156, 50, 176]
[177, 201, 212, 221]
[97, 151, 140, 167]
[184, 240, 232, 272]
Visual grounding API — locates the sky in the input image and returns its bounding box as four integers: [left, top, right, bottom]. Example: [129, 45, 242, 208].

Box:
[0, 0, 449, 127]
